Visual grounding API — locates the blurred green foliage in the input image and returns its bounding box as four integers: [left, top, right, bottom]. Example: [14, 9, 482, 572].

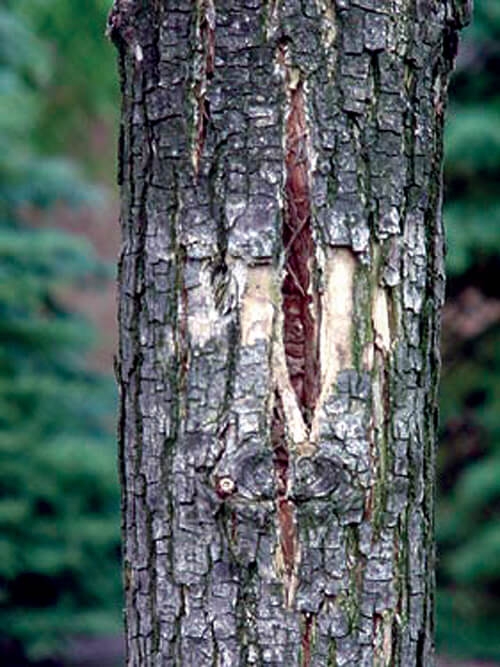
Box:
[0, 2, 121, 663]
[437, 0, 500, 659]
[12, 0, 119, 180]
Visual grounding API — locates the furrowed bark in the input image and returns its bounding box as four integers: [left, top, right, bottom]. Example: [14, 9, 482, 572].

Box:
[112, 1, 470, 665]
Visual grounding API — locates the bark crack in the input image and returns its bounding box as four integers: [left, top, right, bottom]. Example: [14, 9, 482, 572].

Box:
[271, 391, 299, 608]
[272, 57, 320, 609]
[301, 612, 314, 667]
[282, 79, 320, 426]
[193, 0, 215, 174]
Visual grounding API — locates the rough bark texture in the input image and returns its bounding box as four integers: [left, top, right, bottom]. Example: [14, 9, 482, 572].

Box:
[111, 1, 470, 665]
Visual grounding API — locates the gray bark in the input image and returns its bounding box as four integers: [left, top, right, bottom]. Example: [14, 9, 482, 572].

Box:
[111, 1, 470, 665]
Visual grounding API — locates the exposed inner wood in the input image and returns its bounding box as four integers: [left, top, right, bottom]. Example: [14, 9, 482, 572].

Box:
[239, 265, 274, 346]
[310, 248, 356, 443]
[282, 81, 320, 426]
[373, 286, 391, 354]
[239, 263, 308, 444]
[237, 78, 358, 610]
[271, 72, 320, 606]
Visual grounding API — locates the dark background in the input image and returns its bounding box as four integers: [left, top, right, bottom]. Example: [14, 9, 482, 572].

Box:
[1, 1, 499, 664]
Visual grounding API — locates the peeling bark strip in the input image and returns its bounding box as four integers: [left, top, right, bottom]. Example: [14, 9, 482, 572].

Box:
[112, 0, 470, 665]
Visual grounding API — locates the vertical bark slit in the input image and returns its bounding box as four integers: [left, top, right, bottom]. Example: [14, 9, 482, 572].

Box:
[271, 393, 296, 578]
[301, 612, 314, 667]
[282, 80, 320, 427]
[193, 0, 215, 173]
[271, 68, 321, 606]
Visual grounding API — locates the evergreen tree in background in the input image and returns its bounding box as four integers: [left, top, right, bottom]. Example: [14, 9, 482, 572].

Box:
[437, 0, 500, 658]
[0, 6, 120, 663]
[13, 0, 119, 179]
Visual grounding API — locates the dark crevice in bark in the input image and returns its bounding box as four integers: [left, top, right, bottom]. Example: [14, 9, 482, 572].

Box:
[391, 612, 400, 664]
[174, 585, 186, 662]
[238, 561, 261, 665]
[271, 62, 322, 605]
[271, 393, 295, 578]
[193, 0, 215, 174]
[370, 51, 381, 94]
[194, 97, 210, 173]
[278, 496, 297, 583]
[301, 612, 314, 667]
[117, 121, 125, 186]
[282, 80, 320, 427]
[178, 245, 189, 398]
[271, 394, 288, 497]
[416, 627, 426, 666]
[208, 135, 232, 320]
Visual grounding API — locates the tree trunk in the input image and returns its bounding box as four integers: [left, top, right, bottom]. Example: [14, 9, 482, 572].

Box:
[111, 1, 470, 664]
